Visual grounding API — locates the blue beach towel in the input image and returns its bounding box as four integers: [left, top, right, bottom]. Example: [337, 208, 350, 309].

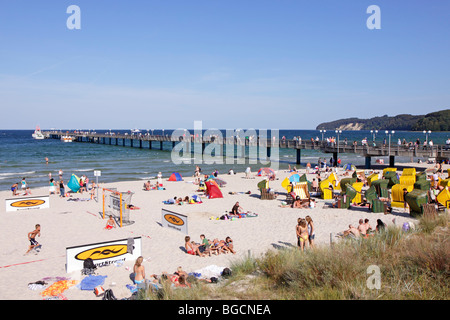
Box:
[79, 275, 107, 291]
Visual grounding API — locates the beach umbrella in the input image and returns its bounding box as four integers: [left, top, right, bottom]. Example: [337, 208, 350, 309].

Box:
[257, 167, 276, 180]
[289, 173, 301, 183]
[67, 174, 81, 192]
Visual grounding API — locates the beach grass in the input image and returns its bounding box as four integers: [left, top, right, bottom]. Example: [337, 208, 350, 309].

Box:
[140, 212, 449, 300]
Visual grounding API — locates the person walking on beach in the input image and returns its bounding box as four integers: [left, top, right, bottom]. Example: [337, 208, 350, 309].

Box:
[157, 172, 163, 186]
[21, 178, 28, 193]
[59, 178, 65, 197]
[25, 224, 41, 254]
[49, 178, 56, 195]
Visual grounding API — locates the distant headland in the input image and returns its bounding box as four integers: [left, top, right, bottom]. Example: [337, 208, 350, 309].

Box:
[316, 109, 449, 131]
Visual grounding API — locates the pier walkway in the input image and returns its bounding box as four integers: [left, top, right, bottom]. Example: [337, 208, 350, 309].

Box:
[43, 131, 450, 169]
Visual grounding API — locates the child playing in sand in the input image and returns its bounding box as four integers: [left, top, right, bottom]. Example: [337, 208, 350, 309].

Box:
[25, 224, 41, 254]
[105, 215, 116, 230]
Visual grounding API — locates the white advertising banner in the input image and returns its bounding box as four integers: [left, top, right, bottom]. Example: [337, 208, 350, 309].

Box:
[161, 208, 188, 234]
[66, 237, 142, 273]
[5, 195, 50, 211]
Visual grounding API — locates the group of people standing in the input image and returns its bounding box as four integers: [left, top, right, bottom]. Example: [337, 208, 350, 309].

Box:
[296, 216, 315, 251]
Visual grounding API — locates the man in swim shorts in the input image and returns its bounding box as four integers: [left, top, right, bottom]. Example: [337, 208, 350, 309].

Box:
[26, 224, 41, 254]
[11, 182, 19, 196]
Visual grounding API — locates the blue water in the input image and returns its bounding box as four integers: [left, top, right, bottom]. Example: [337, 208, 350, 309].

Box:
[1, 129, 449, 191]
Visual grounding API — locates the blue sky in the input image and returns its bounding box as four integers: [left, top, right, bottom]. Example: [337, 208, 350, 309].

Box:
[0, 0, 449, 130]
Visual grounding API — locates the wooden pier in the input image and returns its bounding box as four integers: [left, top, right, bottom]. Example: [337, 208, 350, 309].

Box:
[43, 131, 450, 168]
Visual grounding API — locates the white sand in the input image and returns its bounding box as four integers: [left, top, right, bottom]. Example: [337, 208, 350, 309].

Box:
[0, 162, 447, 300]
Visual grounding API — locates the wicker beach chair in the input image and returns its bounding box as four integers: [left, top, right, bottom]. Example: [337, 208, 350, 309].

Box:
[260, 188, 276, 200]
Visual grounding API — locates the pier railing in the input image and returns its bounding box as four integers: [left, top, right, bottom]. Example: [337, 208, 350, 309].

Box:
[43, 131, 450, 167]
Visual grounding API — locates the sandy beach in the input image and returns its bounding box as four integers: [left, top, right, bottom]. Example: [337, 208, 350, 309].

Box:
[1, 161, 448, 300]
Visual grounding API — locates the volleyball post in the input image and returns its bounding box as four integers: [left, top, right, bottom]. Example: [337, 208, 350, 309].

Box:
[102, 188, 134, 227]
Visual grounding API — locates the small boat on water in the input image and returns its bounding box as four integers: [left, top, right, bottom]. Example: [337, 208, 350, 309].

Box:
[131, 128, 141, 134]
[61, 135, 73, 143]
[32, 126, 45, 140]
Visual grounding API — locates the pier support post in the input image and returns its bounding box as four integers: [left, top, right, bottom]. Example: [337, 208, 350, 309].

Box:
[139, 140, 142, 148]
[267, 146, 271, 159]
[123, 139, 125, 147]
[149, 141, 152, 149]
[160, 141, 163, 150]
[389, 155, 395, 167]
[116, 138, 118, 146]
[131, 139, 134, 147]
[333, 152, 338, 167]
[296, 149, 301, 165]
[172, 141, 176, 149]
[365, 156, 372, 169]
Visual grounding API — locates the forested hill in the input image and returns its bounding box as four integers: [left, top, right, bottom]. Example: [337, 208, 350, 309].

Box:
[316, 109, 450, 131]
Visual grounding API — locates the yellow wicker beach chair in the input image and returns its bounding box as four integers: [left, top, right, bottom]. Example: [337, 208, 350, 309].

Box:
[439, 178, 450, 188]
[391, 184, 414, 208]
[383, 167, 397, 177]
[399, 168, 416, 186]
[292, 182, 310, 200]
[436, 188, 450, 209]
[320, 179, 333, 200]
[351, 182, 364, 204]
[367, 173, 379, 186]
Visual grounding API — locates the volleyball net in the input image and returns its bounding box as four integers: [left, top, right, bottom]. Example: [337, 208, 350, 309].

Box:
[102, 188, 135, 227]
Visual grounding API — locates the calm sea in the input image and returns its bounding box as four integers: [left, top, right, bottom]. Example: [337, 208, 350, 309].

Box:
[1, 129, 449, 191]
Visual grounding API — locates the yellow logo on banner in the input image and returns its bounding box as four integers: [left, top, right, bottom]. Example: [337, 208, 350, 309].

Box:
[164, 214, 184, 226]
[10, 199, 45, 208]
[75, 245, 128, 261]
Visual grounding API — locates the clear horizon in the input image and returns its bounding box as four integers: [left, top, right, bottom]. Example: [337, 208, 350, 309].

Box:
[0, 1, 449, 130]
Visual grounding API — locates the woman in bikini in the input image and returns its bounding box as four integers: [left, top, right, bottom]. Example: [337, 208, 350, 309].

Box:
[134, 256, 146, 285]
[296, 218, 309, 251]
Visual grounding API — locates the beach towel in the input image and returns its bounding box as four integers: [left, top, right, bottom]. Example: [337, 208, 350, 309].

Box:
[79, 275, 107, 291]
[192, 265, 227, 280]
[40, 280, 77, 297]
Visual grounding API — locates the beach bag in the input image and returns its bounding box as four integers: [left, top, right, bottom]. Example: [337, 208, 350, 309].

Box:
[94, 286, 105, 297]
[102, 289, 117, 300]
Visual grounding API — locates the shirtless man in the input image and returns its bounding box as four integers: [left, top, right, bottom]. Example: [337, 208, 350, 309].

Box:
[184, 236, 204, 257]
[364, 218, 373, 233]
[11, 182, 20, 196]
[343, 224, 360, 238]
[25, 224, 41, 254]
[357, 219, 368, 236]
